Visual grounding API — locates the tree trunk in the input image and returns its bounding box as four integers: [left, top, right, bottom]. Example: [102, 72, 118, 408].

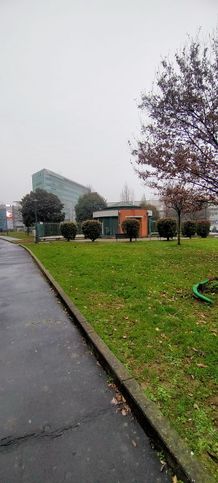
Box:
[178, 211, 181, 246]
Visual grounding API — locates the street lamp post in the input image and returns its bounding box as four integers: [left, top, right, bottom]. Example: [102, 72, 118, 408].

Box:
[34, 199, 39, 243]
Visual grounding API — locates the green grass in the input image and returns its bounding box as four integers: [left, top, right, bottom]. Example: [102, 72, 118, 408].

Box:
[28, 238, 218, 476]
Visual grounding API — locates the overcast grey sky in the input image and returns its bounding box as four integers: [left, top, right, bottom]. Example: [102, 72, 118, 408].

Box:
[0, 0, 217, 203]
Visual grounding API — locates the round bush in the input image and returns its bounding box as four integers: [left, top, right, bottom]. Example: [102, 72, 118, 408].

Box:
[196, 220, 210, 238]
[182, 220, 196, 238]
[121, 219, 140, 242]
[82, 220, 102, 242]
[157, 218, 177, 241]
[60, 222, 77, 241]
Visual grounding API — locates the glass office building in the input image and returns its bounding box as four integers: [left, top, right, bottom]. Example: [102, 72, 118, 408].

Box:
[32, 169, 89, 221]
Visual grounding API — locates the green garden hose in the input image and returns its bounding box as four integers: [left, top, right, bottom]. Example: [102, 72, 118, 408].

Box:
[192, 279, 213, 304]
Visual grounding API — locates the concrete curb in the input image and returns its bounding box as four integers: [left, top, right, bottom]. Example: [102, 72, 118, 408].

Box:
[21, 244, 213, 483]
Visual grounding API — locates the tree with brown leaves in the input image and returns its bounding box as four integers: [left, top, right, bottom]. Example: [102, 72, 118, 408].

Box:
[160, 184, 204, 245]
[132, 35, 218, 201]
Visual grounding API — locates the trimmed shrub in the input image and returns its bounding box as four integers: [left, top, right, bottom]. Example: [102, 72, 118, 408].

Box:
[60, 222, 77, 241]
[82, 220, 102, 242]
[157, 218, 177, 241]
[196, 220, 210, 238]
[182, 221, 196, 238]
[122, 219, 140, 242]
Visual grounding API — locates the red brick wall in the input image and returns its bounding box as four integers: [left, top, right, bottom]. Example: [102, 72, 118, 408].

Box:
[118, 209, 148, 237]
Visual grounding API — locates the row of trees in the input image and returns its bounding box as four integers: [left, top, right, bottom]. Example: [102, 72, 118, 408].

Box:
[20, 184, 163, 228]
[20, 189, 107, 228]
[20, 186, 162, 232]
[157, 218, 210, 241]
[19, 186, 210, 244]
[61, 219, 142, 243]
[61, 220, 102, 242]
[118, 218, 210, 242]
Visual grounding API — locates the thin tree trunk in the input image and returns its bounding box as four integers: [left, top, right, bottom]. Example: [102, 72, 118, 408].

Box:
[178, 211, 181, 245]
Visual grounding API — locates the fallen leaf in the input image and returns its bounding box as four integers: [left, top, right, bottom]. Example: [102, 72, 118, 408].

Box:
[172, 476, 178, 483]
[210, 329, 217, 335]
[115, 393, 122, 403]
[207, 450, 218, 463]
[196, 363, 208, 368]
[111, 397, 119, 405]
[108, 382, 117, 390]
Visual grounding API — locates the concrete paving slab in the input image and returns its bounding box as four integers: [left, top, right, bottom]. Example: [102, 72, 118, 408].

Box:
[0, 411, 166, 483]
[0, 239, 170, 482]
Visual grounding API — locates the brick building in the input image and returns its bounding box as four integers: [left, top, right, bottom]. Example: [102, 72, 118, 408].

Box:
[93, 205, 149, 237]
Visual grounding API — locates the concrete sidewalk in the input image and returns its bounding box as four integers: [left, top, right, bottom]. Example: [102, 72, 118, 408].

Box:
[0, 240, 170, 482]
[0, 235, 22, 242]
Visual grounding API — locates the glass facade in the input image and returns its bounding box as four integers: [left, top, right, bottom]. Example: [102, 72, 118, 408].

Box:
[100, 217, 118, 236]
[32, 169, 89, 221]
[93, 209, 119, 236]
[0, 206, 7, 231]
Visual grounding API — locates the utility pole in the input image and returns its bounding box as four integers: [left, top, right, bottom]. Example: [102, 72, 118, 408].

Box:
[34, 199, 39, 243]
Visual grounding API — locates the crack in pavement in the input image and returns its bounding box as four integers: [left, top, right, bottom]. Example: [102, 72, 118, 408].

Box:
[0, 406, 112, 453]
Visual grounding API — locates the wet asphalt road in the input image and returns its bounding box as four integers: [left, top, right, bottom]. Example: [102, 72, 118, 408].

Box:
[0, 240, 170, 483]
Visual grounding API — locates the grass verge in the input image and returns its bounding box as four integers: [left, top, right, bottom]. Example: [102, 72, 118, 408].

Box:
[1, 231, 34, 243]
[28, 238, 218, 477]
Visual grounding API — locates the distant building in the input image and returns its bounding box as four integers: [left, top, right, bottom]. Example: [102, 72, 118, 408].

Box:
[0, 205, 7, 231]
[0, 203, 24, 231]
[208, 204, 218, 232]
[93, 205, 149, 237]
[12, 202, 24, 230]
[32, 169, 89, 221]
[108, 200, 165, 218]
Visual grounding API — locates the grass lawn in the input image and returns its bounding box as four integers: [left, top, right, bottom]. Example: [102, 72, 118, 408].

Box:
[28, 238, 218, 476]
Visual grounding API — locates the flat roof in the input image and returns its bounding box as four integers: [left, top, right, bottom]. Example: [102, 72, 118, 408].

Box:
[103, 204, 141, 210]
[32, 168, 88, 191]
